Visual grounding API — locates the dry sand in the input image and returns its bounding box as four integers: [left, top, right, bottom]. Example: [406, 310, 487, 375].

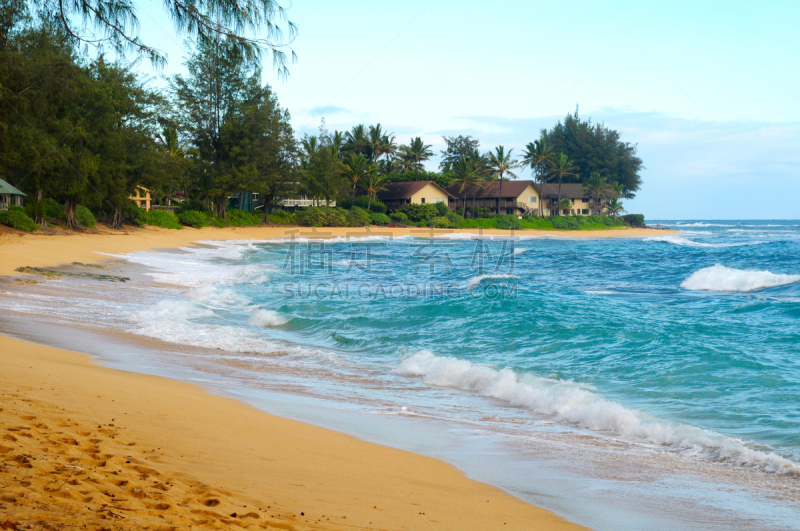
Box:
[0, 223, 676, 276]
[0, 334, 587, 530]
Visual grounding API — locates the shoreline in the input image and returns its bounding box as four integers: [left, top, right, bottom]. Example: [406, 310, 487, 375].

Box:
[0, 333, 586, 530]
[0, 226, 589, 529]
[0, 223, 676, 276]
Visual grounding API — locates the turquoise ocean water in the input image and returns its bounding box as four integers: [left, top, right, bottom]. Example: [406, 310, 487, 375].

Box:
[2, 220, 800, 529]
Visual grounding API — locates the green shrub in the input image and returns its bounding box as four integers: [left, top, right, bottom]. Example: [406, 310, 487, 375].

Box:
[427, 216, 454, 228]
[551, 216, 579, 230]
[339, 196, 387, 213]
[268, 211, 296, 225]
[405, 203, 440, 222]
[369, 212, 391, 225]
[141, 210, 182, 229]
[622, 214, 645, 227]
[76, 205, 96, 228]
[345, 207, 371, 227]
[0, 206, 37, 232]
[457, 217, 498, 229]
[178, 210, 210, 228]
[201, 211, 225, 228]
[434, 202, 449, 216]
[445, 210, 463, 225]
[295, 206, 348, 227]
[225, 209, 263, 226]
[389, 211, 408, 222]
[26, 198, 65, 221]
[496, 214, 522, 230]
[122, 200, 145, 226]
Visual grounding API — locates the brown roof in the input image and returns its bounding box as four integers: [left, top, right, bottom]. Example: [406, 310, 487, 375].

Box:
[376, 181, 453, 201]
[445, 180, 537, 199]
[536, 183, 586, 199]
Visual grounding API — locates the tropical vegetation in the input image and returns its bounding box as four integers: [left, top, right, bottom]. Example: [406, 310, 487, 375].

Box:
[0, 7, 645, 232]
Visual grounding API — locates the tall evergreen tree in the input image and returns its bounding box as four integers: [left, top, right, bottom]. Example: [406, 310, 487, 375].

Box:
[540, 110, 643, 197]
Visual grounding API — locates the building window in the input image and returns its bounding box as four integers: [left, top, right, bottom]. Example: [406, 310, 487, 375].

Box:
[582, 209, 589, 215]
[252, 193, 260, 200]
[563, 209, 570, 215]
[421, 198, 426, 204]
[506, 208, 513, 215]
[529, 196, 537, 203]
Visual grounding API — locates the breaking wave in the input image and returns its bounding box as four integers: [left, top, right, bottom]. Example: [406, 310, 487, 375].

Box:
[466, 274, 517, 290]
[394, 351, 799, 474]
[644, 235, 766, 248]
[249, 309, 289, 327]
[681, 264, 800, 292]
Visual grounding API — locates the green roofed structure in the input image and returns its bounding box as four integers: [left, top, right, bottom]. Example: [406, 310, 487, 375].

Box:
[0, 179, 25, 211]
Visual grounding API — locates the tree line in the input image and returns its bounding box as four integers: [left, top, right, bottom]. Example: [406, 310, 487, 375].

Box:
[0, 7, 643, 230]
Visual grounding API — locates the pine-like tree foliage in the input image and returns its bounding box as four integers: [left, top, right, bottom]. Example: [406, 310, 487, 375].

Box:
[540, 111, 643, 197]
[172, 36, 296, 219]
[40, 0, 296, 73]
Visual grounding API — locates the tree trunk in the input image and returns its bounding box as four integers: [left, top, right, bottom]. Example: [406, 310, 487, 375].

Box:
[34, 188, 46, 227]
[556, 179, 563, 216]
[64, 197, 81, 230]
[214, 196, 226, 220]
[367, 194, 373, 211]
[472, 193, 477, 218]
[167, 187, 173, 208]
[538, 169, 546, 218]
[462, 194, 468, 218]
[109, 205, 124, 229]
[497, 178, 503, 216]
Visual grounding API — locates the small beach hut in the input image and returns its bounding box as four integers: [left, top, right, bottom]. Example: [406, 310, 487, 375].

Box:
[0, 179, 25, 210]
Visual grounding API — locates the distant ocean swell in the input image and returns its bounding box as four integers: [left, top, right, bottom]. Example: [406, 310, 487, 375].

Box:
[394, 351, 799, 475]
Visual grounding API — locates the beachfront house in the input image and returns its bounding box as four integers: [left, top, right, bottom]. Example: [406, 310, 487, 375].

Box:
[0, 179, 25, 210]
[537, 183, 609, 216]
[446, 180, 541, 216]
[129, 186, 151, 211]
[377, 181, 453, 211]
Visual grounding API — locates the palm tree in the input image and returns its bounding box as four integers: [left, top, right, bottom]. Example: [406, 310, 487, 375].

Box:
[605, 197, 627, 221]
[520, 140, 552, 217]
[449, 157, 483, 217]
[399, 137, 433, 172]
[487, 146, 520, 216]
[360, 174, 388, 211]
[547, 153, 577, 216]
[157, 127, 198, 207]
[582, 172, 609, 215]
[341, 153, 375, 201]
[366, 124, 396, 167]
[343, 124, 370, 155]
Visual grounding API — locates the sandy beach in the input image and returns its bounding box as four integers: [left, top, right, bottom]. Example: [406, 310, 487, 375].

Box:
[0, 224, 600, 530]
[0, 223, 675, 276]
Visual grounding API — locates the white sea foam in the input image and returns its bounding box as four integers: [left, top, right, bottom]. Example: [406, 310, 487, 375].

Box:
[644, 235, 766, 248]
[466, 274, 517, 290]
[394, 351, 799, 474]
[513, 248, 529, 255]
[674, 222, 734, 227]
[681, 264, 800, 292]
[249, 309, 289, 327]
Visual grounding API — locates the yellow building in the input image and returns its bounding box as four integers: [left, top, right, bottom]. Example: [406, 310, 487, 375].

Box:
[377, 181, 453, 211]
[446, 180, 542, 216]
[129, 186, 151, 211]
[537, 183, 608, 216]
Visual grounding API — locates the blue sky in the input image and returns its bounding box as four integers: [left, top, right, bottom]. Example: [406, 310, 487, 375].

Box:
[125, 0, 800, 219]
